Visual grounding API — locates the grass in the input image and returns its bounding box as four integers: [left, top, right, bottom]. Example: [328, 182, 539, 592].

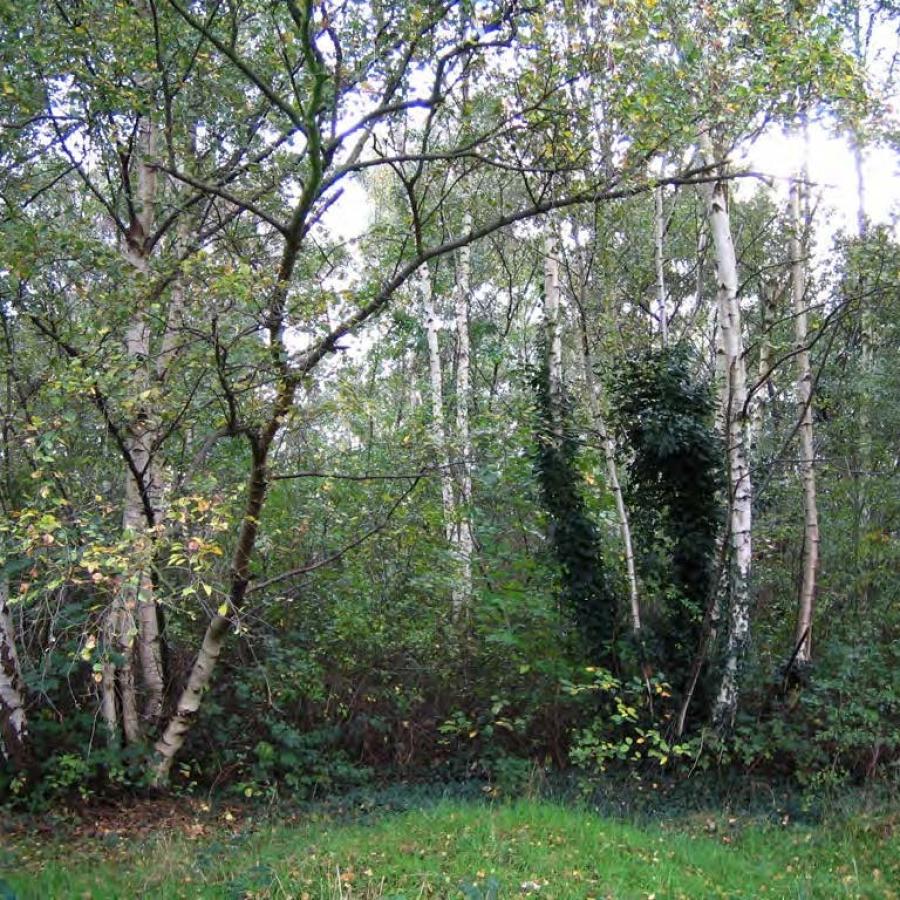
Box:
[1, 798, 896, 898]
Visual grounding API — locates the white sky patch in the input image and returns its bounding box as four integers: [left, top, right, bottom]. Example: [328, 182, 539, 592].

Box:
[741, 123, 898, 236]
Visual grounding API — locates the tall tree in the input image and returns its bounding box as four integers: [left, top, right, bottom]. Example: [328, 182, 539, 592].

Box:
[790, 176, 819, 666]
[698, 133, 753, 733]
[0, 574, 29, 770]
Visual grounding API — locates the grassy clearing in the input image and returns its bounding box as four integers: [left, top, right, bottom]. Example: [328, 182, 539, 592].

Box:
[1, 798, 896, 898]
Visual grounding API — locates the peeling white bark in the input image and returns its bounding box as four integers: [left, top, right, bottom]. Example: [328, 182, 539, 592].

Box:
[114, 101, 168, 732]
[654, 186, 668, 348]
[790, 180, 818, 665]
[544, 237, 563, 431]
[699, 136, 753, 732]
[421, 267, 457, 545]
[0, 576, 29, 767]
[452, 215, 475, 621]
[151, 613, 229, 784]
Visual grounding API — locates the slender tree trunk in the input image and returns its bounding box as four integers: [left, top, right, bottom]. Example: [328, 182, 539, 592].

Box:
[853, 134, 867, 242]
[151, 430, 276, 783]
[849, 5, 874, 541]
[102, 102, 167, 742]
[451, 216, 475, 621]
[421, 267, 457, 547]
[852, 128, 875, 546]
[713, 307, 729, 437]
[748, 280, 781, 453]
[699, 138, 753, 733]
[576, 309, 641, 635]
[544, 237, 563, 429]
[790, 179, 818, 665]
[0, 575, 30, 769]
[654, 186, 668, 348]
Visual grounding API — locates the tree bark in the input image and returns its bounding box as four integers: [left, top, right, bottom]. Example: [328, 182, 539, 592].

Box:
[451, 215, 475, 621]
[421, 266, 457, 546]
[699, 136, 753, 733]
[151, 432, 276, 784]
[654, 186, 668, 348]
[748, 280, 781, 453]
[0, 576, 30, 769]
[101, 99, 167, 742]
[790, 179, 818, 665]
[576, 305, 642, 635]
[544, 237, 564, 430]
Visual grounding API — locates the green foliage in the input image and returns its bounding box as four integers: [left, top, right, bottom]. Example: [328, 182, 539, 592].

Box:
[564, 666, 693, 775]
[608, 346, 724, 691]
[0, 0, 895, 808]
[532, 360, 619, 660]
[726, 626, 899, 789]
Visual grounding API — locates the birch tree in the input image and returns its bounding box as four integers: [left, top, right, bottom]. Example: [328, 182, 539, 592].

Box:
[105, 93, 165, 744]
[451, 218, 475, 621]
[748, 279, 782, 454]
[790, 178, 819, 665]
[0, 575, 29, 770]
[654, 186, 669, 348]
[0, 0, 865, 790]
[573, 279, 642, 636]
[420, 267, 457, 547]
[698, 134, 753, 732]
[543, 237, 563, 410]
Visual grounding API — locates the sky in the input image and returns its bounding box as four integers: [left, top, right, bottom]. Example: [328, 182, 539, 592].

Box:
[743, 123, 898, 237]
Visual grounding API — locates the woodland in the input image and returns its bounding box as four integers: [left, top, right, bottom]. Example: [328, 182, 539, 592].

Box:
[0, 0, 898, 851]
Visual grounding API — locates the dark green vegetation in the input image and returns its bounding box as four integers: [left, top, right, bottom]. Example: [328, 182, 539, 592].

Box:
[533, 358, 616, 662]
[609, 347, 723, 691]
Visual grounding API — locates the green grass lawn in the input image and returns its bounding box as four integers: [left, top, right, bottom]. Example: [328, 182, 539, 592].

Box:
[1, 798, 896, 898]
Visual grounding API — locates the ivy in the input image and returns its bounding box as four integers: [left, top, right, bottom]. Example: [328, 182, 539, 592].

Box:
[532, 358, 619, 663]
[609, 346, 724, 690]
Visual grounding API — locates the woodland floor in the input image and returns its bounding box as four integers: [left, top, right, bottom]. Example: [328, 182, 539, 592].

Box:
[0, 794, 897, 898]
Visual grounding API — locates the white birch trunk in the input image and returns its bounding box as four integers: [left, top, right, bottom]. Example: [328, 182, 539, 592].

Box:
[452, 216, 475, 621]
[654, 186, 668, 348]
[713, 314, 729, 438]
[790, 180, 818, 665]
[849, 7, 874, 536]
[579, 324, 642, 634]
[852, 128, 875, 539]
[151, 613, 229, 784]
[0, 576, 29, 767]
[421, 267, 457, 545]
[748, 281, 780, 454]
[699, 137, 753, 732]
[116, 101, 168, 730]
[544, 237, 563, 430]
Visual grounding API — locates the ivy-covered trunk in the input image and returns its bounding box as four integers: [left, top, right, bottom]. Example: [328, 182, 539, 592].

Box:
[536, 239, 616, 659]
